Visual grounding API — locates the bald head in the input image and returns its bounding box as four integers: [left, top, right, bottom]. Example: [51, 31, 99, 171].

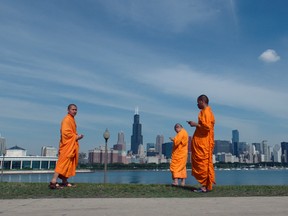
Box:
[174, 123, 183, 132]
[197, 94, 209, 105]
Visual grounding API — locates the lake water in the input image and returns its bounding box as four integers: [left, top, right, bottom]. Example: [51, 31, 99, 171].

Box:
[2, 169, 288, 185]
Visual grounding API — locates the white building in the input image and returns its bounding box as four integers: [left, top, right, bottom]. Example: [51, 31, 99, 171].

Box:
[137, 144, 146, 164]
[6, 146, 27, 157]
[41, 146, 58, 157]
[216, 152, 237, 163]
[146, 156, 159, 164]
[138, 144, 145, 157]
[1, 145, 57, 170]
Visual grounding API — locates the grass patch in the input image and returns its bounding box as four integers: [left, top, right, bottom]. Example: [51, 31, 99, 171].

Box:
[0, 182, 288, 199]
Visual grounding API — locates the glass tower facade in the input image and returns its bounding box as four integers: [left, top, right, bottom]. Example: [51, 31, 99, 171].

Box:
[131, 110, 143, 155]
[281, 142, 288, 163]
[232, 129, 239, 156]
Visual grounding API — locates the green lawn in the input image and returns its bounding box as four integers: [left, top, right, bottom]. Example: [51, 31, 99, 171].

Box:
[0, 183, 288, 199]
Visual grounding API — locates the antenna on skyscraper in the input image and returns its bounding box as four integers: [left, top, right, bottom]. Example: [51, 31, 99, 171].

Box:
[135, 106, 139, 115]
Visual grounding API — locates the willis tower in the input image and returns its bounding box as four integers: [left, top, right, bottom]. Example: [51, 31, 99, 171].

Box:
[131, 107, 143, 155]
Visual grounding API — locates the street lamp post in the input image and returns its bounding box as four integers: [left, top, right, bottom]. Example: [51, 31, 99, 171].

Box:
[1, 152, 6, 182]
[0, 145, 6, 182]
[103, 128, 110, 184]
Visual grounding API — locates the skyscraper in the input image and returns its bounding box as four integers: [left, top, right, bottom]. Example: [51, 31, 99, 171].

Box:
[262, 140, 269, 162]
[214, 140, 232, 154]
[131, 107, 143, 155]
[232, 129, 239, 156]
[113, 131, 126, 151]
[252, 142, 262, 153]
[162, 141, 173, 159]
[273, 144, 281, 162]
[281, 142, 288, 163]
[156, 135, 164, 155]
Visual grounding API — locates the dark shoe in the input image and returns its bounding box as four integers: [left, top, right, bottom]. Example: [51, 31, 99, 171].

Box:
[193, 187, 207, 193]
[61, 182, 77, 188]
[49, 182, 63, 190]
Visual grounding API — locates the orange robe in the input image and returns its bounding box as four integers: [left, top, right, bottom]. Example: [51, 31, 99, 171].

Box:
[191, 106, 215, 190]
[170, 128, 189, 179]
[55, 114, 79, 178]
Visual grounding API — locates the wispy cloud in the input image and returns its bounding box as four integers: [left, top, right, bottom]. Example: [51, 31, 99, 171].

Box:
[99, 0, 224, 32]
[133, 65, 288, 119]
[228, 0, 239, 28]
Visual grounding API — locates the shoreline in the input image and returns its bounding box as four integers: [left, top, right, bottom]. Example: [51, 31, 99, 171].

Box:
[2, 167, 288, 175]
[1, 169, 94, 175]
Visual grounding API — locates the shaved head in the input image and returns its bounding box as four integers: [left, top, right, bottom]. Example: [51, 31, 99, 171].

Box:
[68, 104, 77, 110]
[174, 123, 183, 130]
[197, 94, 209, 105]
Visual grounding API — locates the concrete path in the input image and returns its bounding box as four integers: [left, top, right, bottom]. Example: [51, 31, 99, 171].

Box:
[0, 197, 287, 216]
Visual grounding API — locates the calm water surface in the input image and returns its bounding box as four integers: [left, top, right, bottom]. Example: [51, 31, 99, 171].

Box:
[2, 169, 288, 185]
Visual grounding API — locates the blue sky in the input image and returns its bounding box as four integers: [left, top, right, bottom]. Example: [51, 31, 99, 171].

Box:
[1, 0, 288, 155]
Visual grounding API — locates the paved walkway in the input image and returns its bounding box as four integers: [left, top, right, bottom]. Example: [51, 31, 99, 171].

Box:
[0, 197, 287, 216]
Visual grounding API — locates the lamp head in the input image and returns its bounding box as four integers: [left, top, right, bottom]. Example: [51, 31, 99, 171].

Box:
[103, 128, 110, 140]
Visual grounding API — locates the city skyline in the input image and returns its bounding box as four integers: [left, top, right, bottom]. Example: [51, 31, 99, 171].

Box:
[1, 1, 288, 155]
[1, 125, 284, 157]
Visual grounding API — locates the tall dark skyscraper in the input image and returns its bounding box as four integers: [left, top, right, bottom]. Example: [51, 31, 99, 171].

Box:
[281, 142, 288, 163]
[162, 142, 173, 159]
[232, 129, 239, 156]
[131, 107, 143, 155]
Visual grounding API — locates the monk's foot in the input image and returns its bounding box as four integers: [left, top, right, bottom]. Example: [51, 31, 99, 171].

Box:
[61, 182, 77, 188]
[193, 187, 207, 193]
[171, 182, 178, 186]
[49, 182, 63, 190]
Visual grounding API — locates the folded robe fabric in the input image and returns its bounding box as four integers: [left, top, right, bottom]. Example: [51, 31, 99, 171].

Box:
[55, 114, 79, 178]
[191, 106, 215, 190]
[170, 128, 189, 179]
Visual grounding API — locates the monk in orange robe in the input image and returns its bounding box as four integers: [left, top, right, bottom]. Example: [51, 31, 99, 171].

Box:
[49, 104, 84, 189]
[187, 94, 215, 192]
[169, 123, 189, 186]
